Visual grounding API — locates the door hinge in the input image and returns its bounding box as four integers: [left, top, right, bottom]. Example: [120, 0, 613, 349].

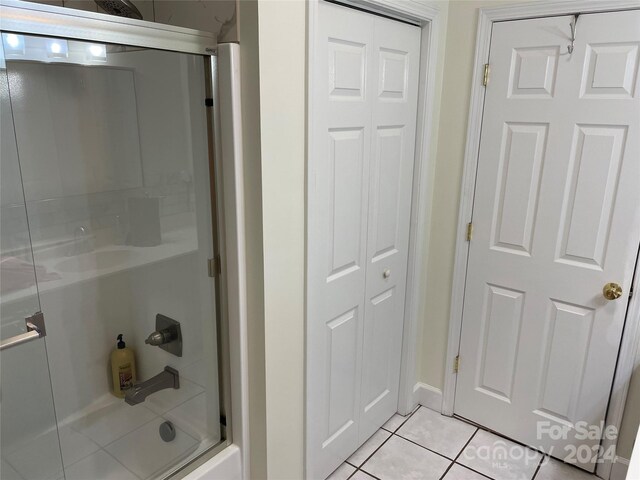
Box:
[207, 255, 221, 278]
[466, 222, 473, 242]
[453, 355, 460, 373]
[483, 63, 490, 86]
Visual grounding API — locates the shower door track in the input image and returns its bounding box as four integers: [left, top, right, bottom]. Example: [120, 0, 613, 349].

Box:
[0, 0, 216, 55]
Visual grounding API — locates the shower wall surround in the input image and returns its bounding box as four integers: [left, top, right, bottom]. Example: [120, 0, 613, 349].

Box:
[25, 0, 238, 42]
[0, 51, 197, 253]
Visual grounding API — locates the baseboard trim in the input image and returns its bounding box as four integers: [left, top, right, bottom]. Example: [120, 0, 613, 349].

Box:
[413, 382, 443, 413]
[610, 456, 629, 480]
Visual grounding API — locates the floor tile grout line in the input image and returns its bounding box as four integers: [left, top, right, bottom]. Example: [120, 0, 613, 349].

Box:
[455, 415, 557, 476]
[438, 427, 479, 480]
[382, 405, 420, 434]
[60, 429, 147, 473]
[345, 464, 376, 480]
[2, 453, 39, 480]
[62, 446, 102, 471]
[68, 402, 161, 448]
[353, 430, 395, 469]
[357, 465, 384, 480]
[383, 404, 421, 434]
[64, 446, 142, 480]
[457, 415, 545, 456]
[101, 413, 161, 450]
[102, 447, 142, 480]
[450, 427, 544, 480]
[452, 427, 478, 463]
[450, 462, 495, 480]
[349, 406, 422, 469]
[451, 426, 534, 480]
[391, 431, 456, 463]
[530, 454, 546, 480]
[453, 414, 485, 429]
[146, 390, 205, 419]
[436, 460, 455, 480]
[151, 382, 206, 415]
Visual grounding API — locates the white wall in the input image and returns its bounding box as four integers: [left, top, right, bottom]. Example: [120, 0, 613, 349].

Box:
[237, 1, 269, 478]
[257, 1, 306, 478]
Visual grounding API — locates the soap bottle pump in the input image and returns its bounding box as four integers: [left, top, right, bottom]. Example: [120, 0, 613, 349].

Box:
[111, 334, 137, 398]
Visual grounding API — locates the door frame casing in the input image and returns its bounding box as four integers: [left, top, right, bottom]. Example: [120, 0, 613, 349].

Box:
[444, 1, 640, 478]
[305, 0, 441, 471]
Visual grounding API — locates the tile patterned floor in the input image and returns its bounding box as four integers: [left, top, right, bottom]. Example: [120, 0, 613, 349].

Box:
[327, 406, 598, 480]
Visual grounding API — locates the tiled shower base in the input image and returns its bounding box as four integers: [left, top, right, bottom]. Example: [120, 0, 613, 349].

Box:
[2, 376, 220, 480]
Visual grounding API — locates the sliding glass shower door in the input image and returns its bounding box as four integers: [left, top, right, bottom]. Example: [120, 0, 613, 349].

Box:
[0, 31, 225, 480]
[1, 55, 65, 480]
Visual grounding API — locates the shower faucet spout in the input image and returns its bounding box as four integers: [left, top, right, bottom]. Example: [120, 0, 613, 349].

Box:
[124, 366, 179, 406]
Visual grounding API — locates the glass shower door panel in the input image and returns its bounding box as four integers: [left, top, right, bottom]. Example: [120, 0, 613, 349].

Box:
[0, 48, 65, 480]
[4, 33, 221, 479]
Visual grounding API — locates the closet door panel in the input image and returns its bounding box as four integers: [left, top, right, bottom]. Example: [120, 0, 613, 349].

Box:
[307, 3, 374, 478]
[308, 4, 422, 477]
[359, 15, 421, 443]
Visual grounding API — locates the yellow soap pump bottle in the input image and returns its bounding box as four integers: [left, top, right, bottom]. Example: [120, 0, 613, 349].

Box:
[111, 334, 137, 398]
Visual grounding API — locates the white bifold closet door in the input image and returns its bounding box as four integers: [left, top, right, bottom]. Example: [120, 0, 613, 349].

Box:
[307, 2, 420, 478]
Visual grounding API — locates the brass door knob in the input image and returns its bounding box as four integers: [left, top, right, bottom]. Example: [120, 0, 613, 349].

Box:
[603, 283, 623, 300]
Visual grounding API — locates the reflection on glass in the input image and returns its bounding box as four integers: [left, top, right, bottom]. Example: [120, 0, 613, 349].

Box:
[1, 33, 222, 479]
[1, 42, 65, 480]
[0, 57, 39, 307]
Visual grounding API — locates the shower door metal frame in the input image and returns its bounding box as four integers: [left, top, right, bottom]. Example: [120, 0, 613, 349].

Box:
[0, 0, 216, 54]
[0, 1, 246, 478]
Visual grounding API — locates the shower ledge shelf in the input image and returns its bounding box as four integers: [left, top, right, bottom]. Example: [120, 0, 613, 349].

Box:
[1, 225, 198, 304]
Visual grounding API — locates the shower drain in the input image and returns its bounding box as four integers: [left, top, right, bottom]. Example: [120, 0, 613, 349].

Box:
[159, 420, 176, 442]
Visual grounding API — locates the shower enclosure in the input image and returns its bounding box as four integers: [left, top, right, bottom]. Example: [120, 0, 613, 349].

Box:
[0, 2, 240, 478]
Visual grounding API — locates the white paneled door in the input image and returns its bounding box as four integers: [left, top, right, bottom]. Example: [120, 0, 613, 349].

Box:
[455, 11, 640, 472]
[307, 2, 420, 478]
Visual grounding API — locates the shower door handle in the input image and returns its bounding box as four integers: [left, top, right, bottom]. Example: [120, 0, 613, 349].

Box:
[0, 312, 46, 351]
